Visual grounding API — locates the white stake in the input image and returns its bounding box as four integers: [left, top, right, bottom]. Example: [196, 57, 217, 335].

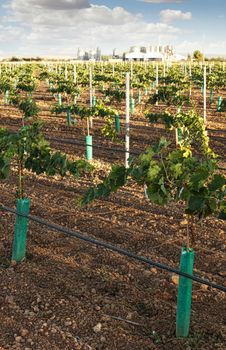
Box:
[89, 66, 93, 128]
[125, 73, 130, 169]
[203, 65, 207, 123]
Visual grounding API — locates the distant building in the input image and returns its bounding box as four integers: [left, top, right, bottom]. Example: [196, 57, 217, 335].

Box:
[96, 47, 101, 61]
[112, 48, 122, 59]
[76, 47, 102, 61]
[124, 44, 176, 61]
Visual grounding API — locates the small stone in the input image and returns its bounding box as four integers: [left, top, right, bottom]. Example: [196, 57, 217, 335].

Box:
[66, 332, 73, 338]
[219, 230, 225, 239]
[171, 275, 179, 285]
[219, 271, 226, 277]
[143, 270, 152, 277]
[64, 321, 72, 326]
[126, 312, 133, 320]
[5, 295, 14, 304]
[200, 284, 208, 291]
[95, 306, 101, 311]
[150, 268, 157, 274]
[15, 336, 22, 343]
[20, 329, 29, 337]
[100, 336, 106, 342]
[93, 323, 102, 333]
[7, 267, 15, 273]
[101, 315, 111, 322]
[180, 219, 188, 226]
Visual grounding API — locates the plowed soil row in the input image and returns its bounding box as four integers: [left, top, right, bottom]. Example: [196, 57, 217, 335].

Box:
[0, 82, 225, 350]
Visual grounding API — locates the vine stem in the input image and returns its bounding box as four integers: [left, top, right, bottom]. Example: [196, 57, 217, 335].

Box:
[87, 117, 90, 136]
[160, 153, 173, 185]
[186, 215, 195, 249]
[18, 158, 24, 199]
[186, 215, 190, 249]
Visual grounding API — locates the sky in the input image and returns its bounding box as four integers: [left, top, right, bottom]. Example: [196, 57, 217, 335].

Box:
[0, 0, 225, 58]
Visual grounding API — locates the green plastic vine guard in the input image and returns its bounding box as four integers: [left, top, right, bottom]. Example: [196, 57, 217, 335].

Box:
[4, 90, 9, 104]
[86, 135, 93, 161]
[115, 113, 120, 133]
[144, 87, 148, 96]
[210, 89, 214, 104]
[92, 95, 96, 107]
[12, 198, 30, 263]
[130, 98, 135, 113]
[177, 128, 183, 144]
[28, 92, 32, 102]
[217, 96, 222, 111]
[176, 247, 195, 338]
[67, 109, 72, 127]
[201, 85, 204, 95]
[58, 93, 62, 106]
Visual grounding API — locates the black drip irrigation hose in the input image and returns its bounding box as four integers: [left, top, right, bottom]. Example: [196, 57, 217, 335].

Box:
[47, 136, 142, 156]
[2, 126, 226, 168]
[47, 136, 226, 170]
[207, 128, 226, 135]
[209, 136, 226, 145]
[0, 203, 226, 293]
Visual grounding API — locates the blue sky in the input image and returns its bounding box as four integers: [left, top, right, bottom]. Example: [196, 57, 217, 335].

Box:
[0, 0, 225, 57]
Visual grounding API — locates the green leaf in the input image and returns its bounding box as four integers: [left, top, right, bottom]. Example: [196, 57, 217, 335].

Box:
[147, 164, 161, 181]
[208, 174, 226, 192]
[186, 195, 205, 213]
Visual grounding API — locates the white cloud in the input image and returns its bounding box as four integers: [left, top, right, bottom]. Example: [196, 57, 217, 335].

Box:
[0, 25, 26, 43]
[160, 9, 192, 23]
[176, 40, 226, 55]
[1, 0, 182, 56]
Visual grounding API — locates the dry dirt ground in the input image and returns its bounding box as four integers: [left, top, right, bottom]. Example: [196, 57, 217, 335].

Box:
[0, 83, 225, 350]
